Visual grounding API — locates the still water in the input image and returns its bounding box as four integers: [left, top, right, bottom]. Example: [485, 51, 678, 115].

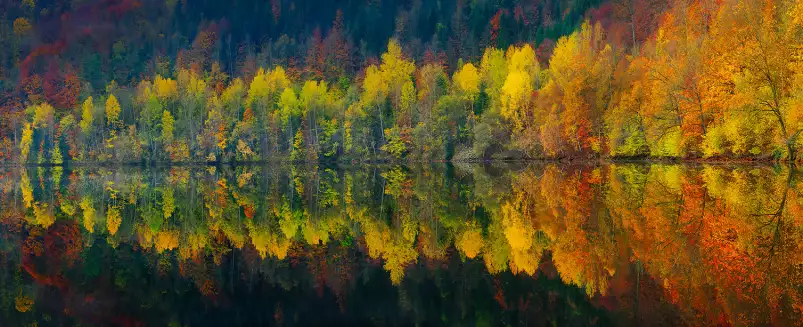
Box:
[0, 163, 801, 326]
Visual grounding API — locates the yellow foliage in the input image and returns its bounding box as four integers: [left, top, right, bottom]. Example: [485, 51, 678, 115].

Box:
[500, 70, 532, 131]
[107, 205, 122, 235]
[18, 123, 33, 163]
[456, 227, 483, 259]
[506, 44, 538, 79]
[380, 40, 416, 95]
[80, 196, 95, 233]
[33, 203, 54, 228]
[162, 188, 175, 219]
[154, 75, 178, 101]
[361, 65, 387, 105]
[80, 97, 94, 136]
[13, 18, 32, 36]
[453, 62, 480, 100]
[161, 110, 175, 143]
[15, 295, 33, 313]
[155, 230, 179, 252]
[480, 47, 508, 101]
[21, 171, 33, 209]
[105, 94, 122, 129]
[59, 198, 76, 216]
[32, 103, 54, 129]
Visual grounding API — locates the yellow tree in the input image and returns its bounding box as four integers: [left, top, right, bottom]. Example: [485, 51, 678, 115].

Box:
[299, 80, 328, 159]
[13, 18, 32, 36]
[479, 47, 508, 103]
[19, 123, 33, 164]
[368, 40, 415, 154]
[453, 62, 481, 121]
[161, 110, 175, 145]
[605, 57, 652, 156]
[105, 94, 121, 130]
[31, 103, 55, 163]
[153, 75, 178, 103]
[32, 103, 54, 129]
[707, 0, 803, 160]
[362, 65, 389, 147]
[79, 96, 94, 136]
[278, 87, 299, 151]
[248, 67, 291, 157]
[645, 1, 721, 157]
[379, 40, 416, 110]
[453, 62, 480, 102]
[501, 45, 540, 127]
[539, 22, 612, 155]
[500, 70, 532, 132]
[104, 94, 122, 159]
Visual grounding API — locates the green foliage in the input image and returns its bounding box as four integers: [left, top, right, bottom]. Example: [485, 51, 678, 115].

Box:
[381, 126, 409, 159]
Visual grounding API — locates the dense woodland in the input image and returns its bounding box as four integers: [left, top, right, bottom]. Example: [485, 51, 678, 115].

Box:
[1, 0, 802, 164]
[1, 164, 802, 325]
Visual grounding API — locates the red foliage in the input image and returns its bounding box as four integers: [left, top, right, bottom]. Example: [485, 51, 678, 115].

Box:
[514, 5, 530, 26]
[493, 278, 509, 310]
[44, 62, 82, 109]
[324, 10, 352, 77]
[243, 205, 255, 219]
[0, 93, 24, 137]
[106, 0, 143, 18]
[305, 28, 325, 80]
[21, 74, 45, 105]
[535, 39, 555, 64]
[489, 9, 509, 46]
[422, 49, 448, 71]
[45, 221, 84, 266]
[242, 107, 255, 122]
[18, 41, 67, 80]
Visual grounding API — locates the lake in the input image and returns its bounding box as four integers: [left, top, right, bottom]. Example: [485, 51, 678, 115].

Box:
[0, 163, 801, 326]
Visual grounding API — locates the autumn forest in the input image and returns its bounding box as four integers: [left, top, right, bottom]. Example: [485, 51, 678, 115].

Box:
[3, 0, 803, 326]
[1, 0, 802, 164]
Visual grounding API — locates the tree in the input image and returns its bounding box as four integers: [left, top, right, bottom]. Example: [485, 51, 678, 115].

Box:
[80, 97, 95, 137]
[361, 65, 389, 149]
[379, 40, 415, 110]
[453, 62, 481, 123]
[32, 103, 54, 129]
[500, 70, 532, 132]
[537, 22, 612, 156]
[706, 0, 803, 160]
[278, 87, 299, 152]
[105, 94, 122, 130]
[247, 67, 290, 158]
[12, 18, 32, 37]
[154, 75, 178, 103]
[140, 94, 163, 161]
[453, 62, 480, 102]
[19, 123, 33, 163]
[161, 110, 175, 145]
[480, 47, 508, 102]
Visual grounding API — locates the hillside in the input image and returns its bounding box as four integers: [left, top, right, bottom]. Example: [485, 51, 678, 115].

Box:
[1, 0, 802, 164]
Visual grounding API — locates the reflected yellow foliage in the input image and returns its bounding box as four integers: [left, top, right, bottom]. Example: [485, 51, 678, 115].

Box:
[4, 163, 803, 325]
[80, 196, 95, 233]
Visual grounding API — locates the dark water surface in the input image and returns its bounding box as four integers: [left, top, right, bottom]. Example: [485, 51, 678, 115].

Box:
[1, 163, 802, 326]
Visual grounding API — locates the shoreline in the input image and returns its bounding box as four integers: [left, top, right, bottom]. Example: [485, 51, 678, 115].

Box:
[1, 157, 797, 168]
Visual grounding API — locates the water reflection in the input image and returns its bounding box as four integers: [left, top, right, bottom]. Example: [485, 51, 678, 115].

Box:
[0, 164, 801, 326]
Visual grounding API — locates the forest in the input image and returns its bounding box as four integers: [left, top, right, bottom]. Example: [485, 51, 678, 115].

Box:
[0, 0, 802, 164]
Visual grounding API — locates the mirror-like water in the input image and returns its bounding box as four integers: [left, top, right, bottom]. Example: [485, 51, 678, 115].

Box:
[1, 164, 801, 326]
